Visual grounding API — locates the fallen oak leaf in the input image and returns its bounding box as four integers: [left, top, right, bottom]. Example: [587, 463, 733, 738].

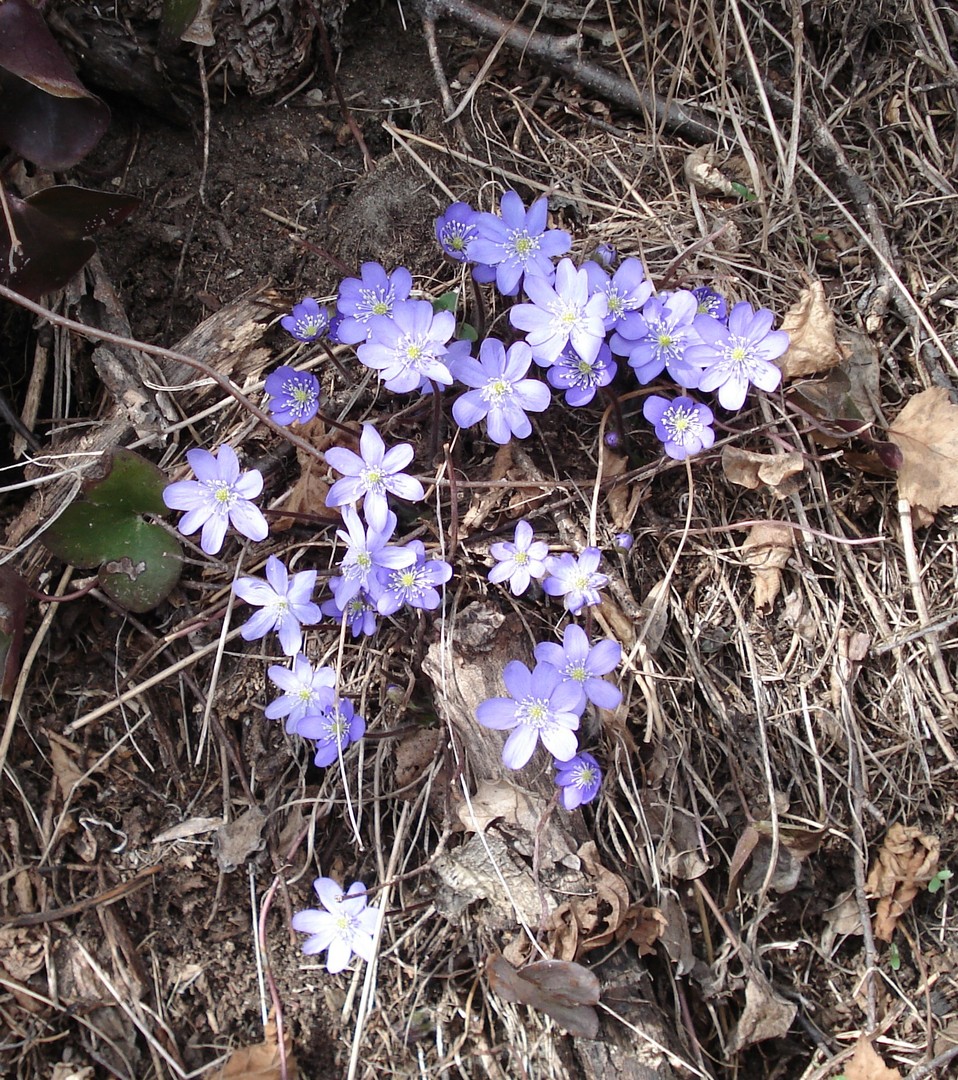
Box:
[887, 387, 958, 527]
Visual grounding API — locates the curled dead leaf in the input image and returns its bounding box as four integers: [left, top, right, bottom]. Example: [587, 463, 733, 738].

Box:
[777, 281, 841, 378]
[600, 444, 640, 532]
[742, 523, 793, 612]
[574, 841, 631, 952]
[722, 445, 805, 497]
[726, 971, 797, 1052]
[888, 387, 958, 527]
[684, 145, 737, 196]
[865, 823, 940, 941]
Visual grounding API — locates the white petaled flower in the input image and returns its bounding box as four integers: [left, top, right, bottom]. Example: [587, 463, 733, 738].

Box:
[232, 555, 322, 656]
[291, 878, 379, 974]
[264, 654, 336, 731]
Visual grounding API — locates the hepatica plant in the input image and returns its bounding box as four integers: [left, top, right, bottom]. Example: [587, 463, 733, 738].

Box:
[41, 449, 182, 613]
[133, 183, 793, 971]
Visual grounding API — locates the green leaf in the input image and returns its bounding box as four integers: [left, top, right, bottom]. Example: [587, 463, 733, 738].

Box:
[98, 520, 183, 613]
[730, 181, 756, 202]
[42, 448, 182, 612]
[888, 941, 901, 971]
[458, 323, 479, 342]
[82, 448, 168, 515]
[432, 290, 460, 314]
[928, 868, 953, 894]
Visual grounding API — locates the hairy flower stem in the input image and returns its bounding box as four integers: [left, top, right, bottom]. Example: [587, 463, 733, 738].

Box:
[600, 386, 628, 450]
[318, 337, 353, 381]
[429, 381, 445, 462]
[469, 274, 487, 339]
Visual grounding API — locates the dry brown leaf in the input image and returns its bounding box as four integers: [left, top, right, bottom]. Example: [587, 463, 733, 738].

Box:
[845, 1035, 902, 1080]
[51, 1066, 95, 1080]
[618, 904, 666, 956]
[486, 953, 600, 1039]
[50, 741, 86, 800]
[600, 444, 639, 531]
[821, 888, 864, 956]
[270, 417, 339, 532]
[888, 387, 958, 526]
[640, 795, 710, 880]
[778, 281, 841, 377]
[866, 823, 940, 941]
[635, 579, 670, 656]
[574, 841, 631, 951]
[656, 892, 695, 975]
[212, 807, 267, 873]
[393, 727, 440, 794]
[742, 523, 793, 612]
[461, 443, 516, 532]
[458, 779, 575, 869]
[726, 971, 797, 1052]
[722, 445, 805, 497]
[0, 927, 46, 981]
[458, 779, 527, 833]
[684, 145, 736, 195]
[213, 1016, 297, 1079]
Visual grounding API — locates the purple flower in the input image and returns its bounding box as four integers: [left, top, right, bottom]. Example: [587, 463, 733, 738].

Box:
[488, 519, 549, 596]
[534, 623, 622, 711]
[554, 753, 602, 810]
[592, 242, 617, 269]
[334, 507, 415, 605]
[321, 583, 379, 638]
[692, 286, 727, 320]
[476, 660, 583, 769]
[643, 395, 715, 460]
[265, 654, 337, 731]
[610, 290, 702, 388]
[613, 532, 633, 552]
[468, 190, 571, 296]
[510, 258, 608, 366]
[336, 262, 413, 345]
[543, 548, 608, 613]
[281, 297, 329, 343]
[233, 555, 322, 656]
[435, 201, 480, 261]
[375, 540, 452, 615]
[545, 341, 616, 407]
[357, 299, 456, 394]
[295, 698, 366, 767]
[291, 878, 378, 974]
[163, 445, 268, 555]
[685, 302, 789, 411]
[325, 423, 424, 532]
[264, 365, 321, 426]
[450, 338, 551, 444]
[584, 257, 653, 332]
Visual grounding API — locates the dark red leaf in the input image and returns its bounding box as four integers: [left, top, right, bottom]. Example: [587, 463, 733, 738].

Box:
[1, 186, 139, 299]
[0, 568, 28, 700]
[0, 0, 109, 168]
